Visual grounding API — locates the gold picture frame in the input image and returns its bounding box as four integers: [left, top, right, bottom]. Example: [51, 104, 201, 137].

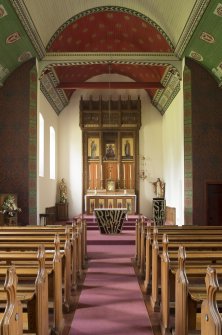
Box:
[106, 180, 115, 192]
[88, 137, 100, 160]
[122, 138, 134, 160]
[105, 143, 116, 160]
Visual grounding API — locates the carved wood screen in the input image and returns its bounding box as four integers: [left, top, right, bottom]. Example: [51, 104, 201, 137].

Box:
[80, 96, 141, 214]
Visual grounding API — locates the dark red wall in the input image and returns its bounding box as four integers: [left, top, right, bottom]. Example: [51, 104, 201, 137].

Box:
[186, 58, 222, 225]
[0, 59, 36, 225]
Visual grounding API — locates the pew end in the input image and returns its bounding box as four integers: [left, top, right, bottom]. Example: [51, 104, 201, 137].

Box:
[0, 266, 23, 335]
[201, 267, 222, 335]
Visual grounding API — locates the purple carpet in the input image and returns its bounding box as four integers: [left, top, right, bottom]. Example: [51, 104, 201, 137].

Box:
[69, 230, 154, 335]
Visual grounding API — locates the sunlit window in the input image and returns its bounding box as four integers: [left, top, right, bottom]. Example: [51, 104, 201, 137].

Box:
[39, 113, 44, 177]
[50, 126, 55, 179]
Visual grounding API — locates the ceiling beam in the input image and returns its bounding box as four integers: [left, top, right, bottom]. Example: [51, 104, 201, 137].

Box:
[39, 52, 183, 79]
[57, 82, 163, 89]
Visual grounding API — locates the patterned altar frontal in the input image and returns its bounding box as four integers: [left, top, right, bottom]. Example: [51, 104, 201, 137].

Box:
[94, 208, 127, 234]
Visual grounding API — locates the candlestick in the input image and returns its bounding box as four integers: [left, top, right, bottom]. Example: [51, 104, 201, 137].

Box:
[88, 165, 91, 189]
[100, 164, 103, 180]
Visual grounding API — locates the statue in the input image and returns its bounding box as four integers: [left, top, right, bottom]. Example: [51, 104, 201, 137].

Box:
[124, 140, 131, 157]
[59, 178, 68, 203]
[90, 140, 97, 159]
[152, 178, 165, 198]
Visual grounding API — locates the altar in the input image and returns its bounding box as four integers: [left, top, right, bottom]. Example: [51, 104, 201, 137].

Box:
[85, 191, 136, 214]
[94, 208, 128, 234]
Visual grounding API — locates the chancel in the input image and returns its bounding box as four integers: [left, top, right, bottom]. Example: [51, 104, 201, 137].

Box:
[82, 96, 140, 216]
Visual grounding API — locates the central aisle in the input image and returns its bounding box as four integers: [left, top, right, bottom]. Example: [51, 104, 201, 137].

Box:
[69, 230, 154, 335]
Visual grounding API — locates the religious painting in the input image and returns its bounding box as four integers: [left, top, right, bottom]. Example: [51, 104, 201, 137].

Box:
[88, 138, 100, 160]
[117, 198, 123, 209]
[98, 199, 105, 209]
[122, 138, 133, 160]
[105, 143, 116, 160]
[107, 199, 114, 209]
[89, 198, 95, 213]
[126, 198, 132, 213]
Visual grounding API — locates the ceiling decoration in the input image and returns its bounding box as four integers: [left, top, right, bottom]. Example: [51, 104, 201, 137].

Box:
[41, 7, 177, 113]
[47, 7, 174, 53]
[182, 0, 222, 87]
[0, 0, 221, 114]
[0, 0, 38, 86]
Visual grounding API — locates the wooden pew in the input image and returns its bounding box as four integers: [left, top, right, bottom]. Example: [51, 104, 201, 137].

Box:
[0, 231, 73, 311]
[160, 235, 222, 335]
[0, 245, 49, 335]
[201, 267, 222, 335]
[138, 224, 222, 279]
[0, 236, 64, 335]
[0, 220, 86, 283]
[0, 266, 23, 335]
[143, 227, 222, 294]
[174, 246, 222, 335]
[151, 233, 222, 307]
[0, 221, 86, 333]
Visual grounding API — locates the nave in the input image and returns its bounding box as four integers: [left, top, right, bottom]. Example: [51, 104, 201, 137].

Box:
[1, 218, 222, 335]
[68, 229, 154, 335]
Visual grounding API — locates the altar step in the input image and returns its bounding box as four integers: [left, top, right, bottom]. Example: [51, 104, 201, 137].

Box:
[77, 214, 144, 231]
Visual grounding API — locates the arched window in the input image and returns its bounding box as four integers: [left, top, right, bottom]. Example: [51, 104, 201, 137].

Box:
[50, 126, 55, 179]
[39, 112, 44, 177]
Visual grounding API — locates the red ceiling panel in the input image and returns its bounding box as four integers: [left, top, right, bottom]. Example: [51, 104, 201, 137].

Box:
[47, 10, 171, 101]
[48, 11, 173, 53]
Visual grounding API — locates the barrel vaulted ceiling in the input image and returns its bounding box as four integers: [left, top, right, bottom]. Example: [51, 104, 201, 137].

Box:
[0, 0, 222, 114]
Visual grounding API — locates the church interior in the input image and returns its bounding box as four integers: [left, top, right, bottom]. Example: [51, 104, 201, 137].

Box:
[1, 0, 222, 334]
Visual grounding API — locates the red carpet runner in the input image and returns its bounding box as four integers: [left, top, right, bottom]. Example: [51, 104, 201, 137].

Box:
[69, 230, 154, 335]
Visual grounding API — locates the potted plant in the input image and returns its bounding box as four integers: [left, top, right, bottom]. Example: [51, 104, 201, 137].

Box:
[0, 195, 21, 224]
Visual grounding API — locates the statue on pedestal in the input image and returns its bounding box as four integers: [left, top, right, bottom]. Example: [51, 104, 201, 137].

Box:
[59, 178, 68, 203]
[152, 178, 165, 198]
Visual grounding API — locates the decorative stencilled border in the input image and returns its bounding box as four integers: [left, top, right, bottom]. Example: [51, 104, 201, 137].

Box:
[175, 0, 211, 58]
[29, 65, 37, 225]
[183, 65, 193, 225]
[40, 72, 68, 114]
[40, 59, 174, 79]
[152, 66, 181, 114]
[9, 0, 46, 59]
[40, 59, 180, 115]
[46, 5, 174, 51]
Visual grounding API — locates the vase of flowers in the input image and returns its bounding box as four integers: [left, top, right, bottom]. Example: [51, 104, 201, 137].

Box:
[0, 195, 21, 224]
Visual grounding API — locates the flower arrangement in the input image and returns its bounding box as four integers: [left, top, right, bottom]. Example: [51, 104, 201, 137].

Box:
[0, 195, 22, 217]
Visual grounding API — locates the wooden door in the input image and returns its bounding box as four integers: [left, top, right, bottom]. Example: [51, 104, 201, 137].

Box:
[207, 183, 222, 226]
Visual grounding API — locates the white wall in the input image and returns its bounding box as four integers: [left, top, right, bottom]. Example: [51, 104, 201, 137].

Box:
[162, 87, 184, 225]
[139, 94, 163, 217]
[37, 87, 59, 222]
[58, 91, 83, 217]
[37, 73, 184, 223]
[58, 74, 164, 218]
